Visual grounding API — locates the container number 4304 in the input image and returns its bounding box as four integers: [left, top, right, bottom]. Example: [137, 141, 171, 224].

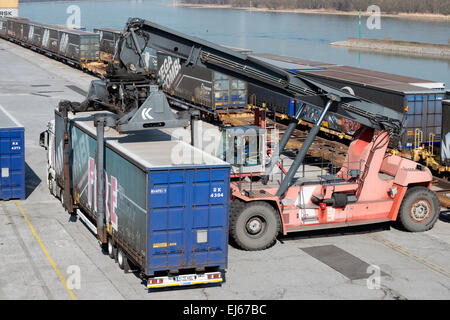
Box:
[210, 187, 224, 198]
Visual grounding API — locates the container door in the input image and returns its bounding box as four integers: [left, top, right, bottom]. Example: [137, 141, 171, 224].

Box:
[189, 168, 229, 268]
[0, 129, 25, 200]
[147, 167, 229, 274]
[148, 170, 191, 271]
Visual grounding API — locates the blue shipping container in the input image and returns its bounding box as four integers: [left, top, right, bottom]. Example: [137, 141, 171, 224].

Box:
[0, 106, 25, 200]
[55, 111, 230, 276]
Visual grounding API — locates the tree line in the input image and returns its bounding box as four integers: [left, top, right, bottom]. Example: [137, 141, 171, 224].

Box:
[179, 0, 450, 15]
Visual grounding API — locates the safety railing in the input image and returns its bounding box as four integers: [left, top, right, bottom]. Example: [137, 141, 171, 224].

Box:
[257, 154, 366, 189]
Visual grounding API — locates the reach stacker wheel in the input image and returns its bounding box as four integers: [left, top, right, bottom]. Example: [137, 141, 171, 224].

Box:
[230, 200, 281, 251]
[397, 186, 440, 232]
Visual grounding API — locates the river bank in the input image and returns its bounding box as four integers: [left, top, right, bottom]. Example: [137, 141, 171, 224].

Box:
[331, 38, 450, 60]
[173, 3, 450, 22]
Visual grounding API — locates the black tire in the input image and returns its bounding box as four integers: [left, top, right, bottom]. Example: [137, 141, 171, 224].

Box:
[48, 176, 54, 196]
[117, 247, 126, 270]
[56, 188, 62, 200]
[397, 186, 440, 232]
[59, 190, 64, 204]
[230, 200, 281, 251]
[107, 239, 116, 259]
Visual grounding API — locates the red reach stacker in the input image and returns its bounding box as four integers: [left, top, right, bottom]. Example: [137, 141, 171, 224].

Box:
[60, 18, 440, 251]
[230, 126, 438, 250]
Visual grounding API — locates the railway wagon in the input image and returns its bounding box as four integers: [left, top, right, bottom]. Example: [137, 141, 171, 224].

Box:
[45, 110, 231, 288]
[26, 20, 45, 48]
[157, 52, 248, 112]
[9, 17, 28, 43]
[58, 28, 99, 63]
[93, 27, 121, 63]
[248, 81, 364, 136]
[4, 16, 27, 40]
[299, 67, 445, 150]
[0, 16, 7, 38]
[41, 24, 65, 55]
[248, 54, 363, 135]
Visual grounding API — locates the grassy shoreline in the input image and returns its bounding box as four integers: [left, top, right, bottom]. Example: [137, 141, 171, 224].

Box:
[173, 3, 450, 22]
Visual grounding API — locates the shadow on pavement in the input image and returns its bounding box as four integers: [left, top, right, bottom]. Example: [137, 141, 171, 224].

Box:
[25, 162, 42, 198]
[439, 210, 450, 223]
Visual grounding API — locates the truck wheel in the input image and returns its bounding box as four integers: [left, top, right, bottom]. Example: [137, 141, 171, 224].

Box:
[108, 239, 116, 259]
[397, 186, 440, 232]
[48, 177, 55, 196]
[117, 247, 130, 272]
[230, 201, 281, 251]
[117, 247, 126, 270]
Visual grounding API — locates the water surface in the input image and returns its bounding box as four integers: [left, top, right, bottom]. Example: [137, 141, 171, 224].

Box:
[19, 0, 450, 85]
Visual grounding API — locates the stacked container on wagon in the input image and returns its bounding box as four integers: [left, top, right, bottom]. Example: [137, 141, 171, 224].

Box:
[49, 110, 231, 287]
[10, 17, 29, 43]
[93, 27, 121, 63]
[247, 54, 362, 136]
[297, 65, 445, 149]
[26, 20, 45, 49]
[58, 28, 99, 64]
[157, 52, 248, 113]
[41, 24, 65, 55]
[0, 16, 7, 38]
[5, 16, 28, 41]
[249, 53, 446, 147]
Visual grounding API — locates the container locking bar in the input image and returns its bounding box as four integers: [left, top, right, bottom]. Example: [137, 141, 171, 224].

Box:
[59, 101, 74, 214]
[94, 114, 118, 244]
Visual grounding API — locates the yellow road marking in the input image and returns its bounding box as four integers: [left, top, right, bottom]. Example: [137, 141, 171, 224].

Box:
[14, 201, 77, 300]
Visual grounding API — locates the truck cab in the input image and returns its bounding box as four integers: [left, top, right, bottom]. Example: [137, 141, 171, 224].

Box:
[39, 120, 58, 198]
